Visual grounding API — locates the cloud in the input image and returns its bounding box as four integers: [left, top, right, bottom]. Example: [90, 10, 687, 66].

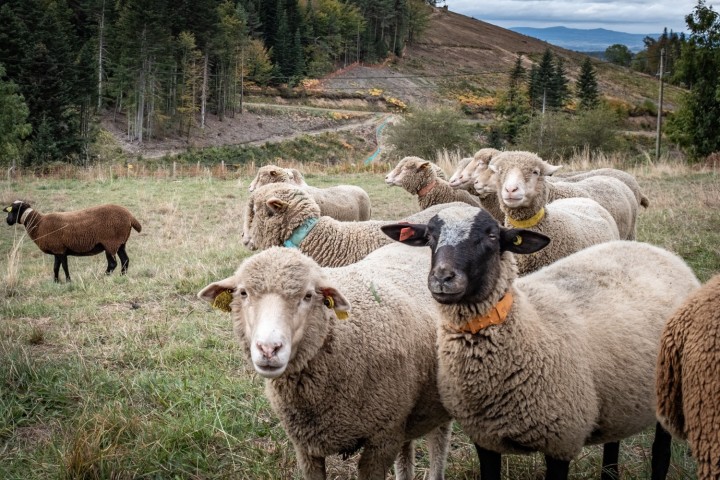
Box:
[447, 0, 720, 34]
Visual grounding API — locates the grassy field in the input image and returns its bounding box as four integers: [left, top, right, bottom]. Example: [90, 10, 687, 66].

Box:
[0, 160, 718, 479]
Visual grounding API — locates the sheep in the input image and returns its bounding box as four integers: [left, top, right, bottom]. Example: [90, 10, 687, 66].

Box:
[247, 164, 372, 221]
[4, 200, 142, 283]
[490, 151, 641, 240]
[480, 153, 621, 274]
[197, 244, 453, 480]
[385, 156, 481, 210]
[248, 164, 308, 191]
[656, 273, 720, 480]
[243, 182, 473, 267]
[557, 168, 650, 208]
[448, 148, 501, 191]
[381, 206, 701, 480]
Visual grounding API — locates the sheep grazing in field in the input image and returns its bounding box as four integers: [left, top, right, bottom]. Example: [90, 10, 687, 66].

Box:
[198, 244, 452, 480]
[657, 273, 720, 480]
[4, 200, 142, 283]
[243, 182, 473, 267]
[486, 153, 621, 274]
[381, 206, 700, 480]
[490, 151, 641, 240]
[248, 164, 308, 191]
[385, 156, 481, 210]
[247, 164, 372, 222]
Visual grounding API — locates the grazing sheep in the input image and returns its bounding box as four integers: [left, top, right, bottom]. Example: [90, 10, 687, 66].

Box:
[248, 165, 308, 191]
[244, 182, 473, 267]
[490, 151, 641, 240]
[385, 156, 481, 210]
[4, 200, 142, 282]
[381, 206, 700, 480]
[657, 273, 720, 480]
[198, 244, 453, 479]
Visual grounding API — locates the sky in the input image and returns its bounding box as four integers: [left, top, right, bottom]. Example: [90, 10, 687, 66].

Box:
[445, 0, 720, 34]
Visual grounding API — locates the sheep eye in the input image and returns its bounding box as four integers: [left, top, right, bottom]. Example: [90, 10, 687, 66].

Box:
[532, 169, 540, 176]
[270, 171, 277, 176]
[238, 289, 248, 298]
[304, 292, 313, 302]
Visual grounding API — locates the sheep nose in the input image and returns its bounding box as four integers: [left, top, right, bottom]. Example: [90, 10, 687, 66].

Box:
[505, 184, 518, 193]
[434, 266, 456, 284]
[257, 341, 282, 359]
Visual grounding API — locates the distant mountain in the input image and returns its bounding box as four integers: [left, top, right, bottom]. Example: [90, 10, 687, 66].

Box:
[509, 26, 657, 53]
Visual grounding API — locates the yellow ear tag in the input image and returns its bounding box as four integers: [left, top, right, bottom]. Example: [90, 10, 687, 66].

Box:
[324, 295, 348, 320]
[4, 207, 10, 212]
[513, 235, 523, 246]
[212, 290, 234, 312]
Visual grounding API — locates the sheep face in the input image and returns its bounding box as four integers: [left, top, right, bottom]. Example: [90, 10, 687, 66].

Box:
[4, 201, 30, 226]
[448, 157, 475, 188]
[490, 153, 560, 208]
[381, 206, 548, 304]
[248, 165, 294, 192]
[248, 184, 320, 249]
[198, 248, 350, 379]
[385, 157, 435, 191]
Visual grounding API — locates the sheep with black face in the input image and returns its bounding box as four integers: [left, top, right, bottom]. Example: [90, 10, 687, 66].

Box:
[382, 206, 699, 480]
[5, 201, 142, 282]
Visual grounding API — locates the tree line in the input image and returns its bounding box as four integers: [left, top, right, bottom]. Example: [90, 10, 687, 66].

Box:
[0, 0, 431, 166]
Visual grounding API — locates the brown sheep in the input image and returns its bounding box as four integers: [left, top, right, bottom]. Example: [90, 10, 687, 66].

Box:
[4, 201, 142, 282]
[656, 273, 720, 480]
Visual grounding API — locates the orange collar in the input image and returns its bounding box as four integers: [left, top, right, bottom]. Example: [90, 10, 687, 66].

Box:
[446, 291, 514, 334]
[417, 180, 437, 197]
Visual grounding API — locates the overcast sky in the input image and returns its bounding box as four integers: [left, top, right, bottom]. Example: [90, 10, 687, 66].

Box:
[445, 0, 720, 34]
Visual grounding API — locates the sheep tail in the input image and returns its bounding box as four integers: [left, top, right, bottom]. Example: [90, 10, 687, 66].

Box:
[131, 216, 142, 233]
[640, 194, 650, 209]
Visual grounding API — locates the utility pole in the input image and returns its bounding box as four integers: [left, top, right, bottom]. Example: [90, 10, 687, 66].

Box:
[655, 48, 665, 161]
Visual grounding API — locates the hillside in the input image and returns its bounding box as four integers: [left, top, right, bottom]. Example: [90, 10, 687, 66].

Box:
[111, 7, 684, 157]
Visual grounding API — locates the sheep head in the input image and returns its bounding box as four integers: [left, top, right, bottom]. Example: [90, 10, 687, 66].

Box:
[4, 200, 31, 226]
[385, 156, 438, 194]
[248, 165, 295, 192]
[198, 247, 351, 378]
[489, 152, 561, 209]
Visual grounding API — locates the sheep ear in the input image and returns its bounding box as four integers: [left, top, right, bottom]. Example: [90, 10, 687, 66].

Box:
[419, 162, 431, 170]
[381, 223, 428, 246]
[320, 286, 351, 319]
[544, 164, 563, 176]
[489, 163, 499, 173]
[3, 206, 11, 212]
[500, 228, 550, 254]
[198, 276, 238, 313]
[266, 197, 289, 213]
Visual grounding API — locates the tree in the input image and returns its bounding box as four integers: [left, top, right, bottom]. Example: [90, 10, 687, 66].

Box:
[498, 55, 530, 143]
[605, 44, 633, 66]
[0, 64, 32, 168]
[576, 57, 599, 110]
[666, 0, 720, 159]
[528, 49, 568, 111]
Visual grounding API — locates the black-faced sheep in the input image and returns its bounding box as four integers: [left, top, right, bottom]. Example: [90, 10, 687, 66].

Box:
[243, 182, 473, 267]
[385, 156, 481, 210]
[198, 244, 452, 479]
[4, 201, 142, 283]
[656, 273, 720, 480]
[381, 206, 700, 480]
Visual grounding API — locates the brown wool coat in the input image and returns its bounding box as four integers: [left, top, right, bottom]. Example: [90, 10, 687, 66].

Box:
[657, 273, 720, 480]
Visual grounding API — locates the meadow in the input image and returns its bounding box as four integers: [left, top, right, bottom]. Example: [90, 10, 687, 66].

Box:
[1, 159, 718, 479]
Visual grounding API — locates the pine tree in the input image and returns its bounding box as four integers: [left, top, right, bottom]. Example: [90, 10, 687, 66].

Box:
[0, 64, 32, 169]
[500, 55, 530, 143]
[550, 57, 570, 109]
[576, 57, 600, 110]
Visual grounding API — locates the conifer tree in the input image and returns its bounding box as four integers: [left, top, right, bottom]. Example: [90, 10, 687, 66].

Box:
[576, 57, 600, 110]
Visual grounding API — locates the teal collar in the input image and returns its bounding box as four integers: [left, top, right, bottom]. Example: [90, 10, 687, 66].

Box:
[283, 217, 319, 248]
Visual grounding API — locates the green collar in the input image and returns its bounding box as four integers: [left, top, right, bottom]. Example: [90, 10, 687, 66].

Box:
[284, 217, 319, 248]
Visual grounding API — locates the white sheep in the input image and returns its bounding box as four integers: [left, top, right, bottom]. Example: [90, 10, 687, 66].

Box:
[385, 156, 481, 210]
[247, 164, 372, 222]
[4, 200, 142, 282]
[490, 151, 641, 240]
[243, 182, 473, 267]
[382, 205, 700, 480]
[485, 154, 621, 274]
[557, 167, 650, 208]
[656, 273, 720, 480]
[198, 244, 452, 480]
[448, 148, 501, 191]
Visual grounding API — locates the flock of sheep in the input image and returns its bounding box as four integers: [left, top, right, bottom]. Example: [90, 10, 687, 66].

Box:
[3, 149, 719, 480]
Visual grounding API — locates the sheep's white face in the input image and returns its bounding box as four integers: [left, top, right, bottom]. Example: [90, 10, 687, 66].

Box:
[492, 161, 541, 208]
[448, 158, 475, 188]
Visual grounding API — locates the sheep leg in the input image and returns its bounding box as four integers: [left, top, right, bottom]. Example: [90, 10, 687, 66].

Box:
[118, 244, 130, 274]
[600, 441, 620, 479]
[293, 444, 325, 480]
[544, 455, 570, 480]
[53, 254, 70, 282]
[393, 440, 414, 480]
[105, 251, 118, 275]
[650, 422, 672, 480]
[358, 440, 404, 480]
[426, 421, 452, 480]
[474, 444, 501, 480]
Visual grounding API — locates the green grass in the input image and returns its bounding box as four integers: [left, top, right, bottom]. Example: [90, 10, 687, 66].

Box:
[1, 163, 717, 479]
